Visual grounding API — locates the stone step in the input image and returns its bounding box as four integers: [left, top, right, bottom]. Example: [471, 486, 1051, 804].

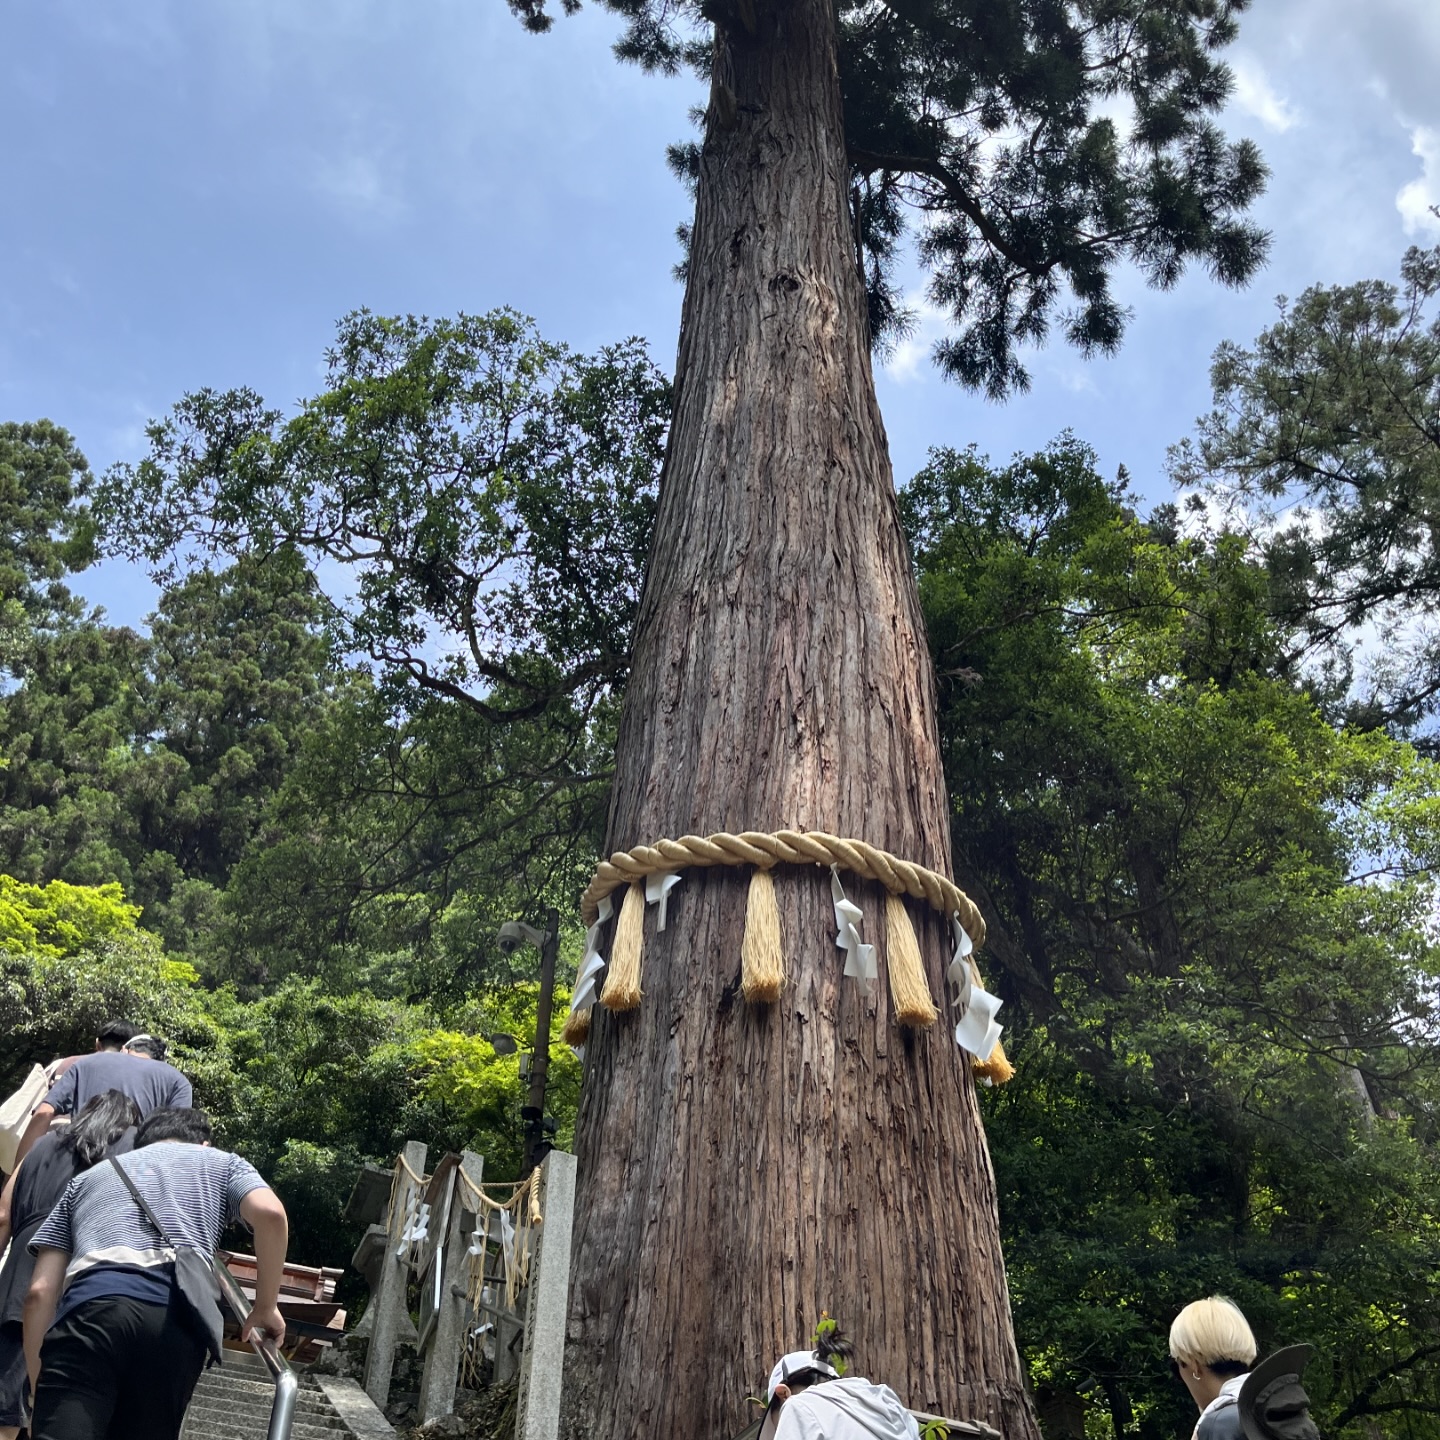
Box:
[187, 1382, 335, 1416]
[193, 1376, 333, 1395]
[180, 1370, 358, 1440]
[189, 1381, 337, 1412]
[183, 1412, 344, 1439]
[183, 1422, 346, 1440]
[185, 1397, 344, 1426]
[179, 1358, 397, 1440]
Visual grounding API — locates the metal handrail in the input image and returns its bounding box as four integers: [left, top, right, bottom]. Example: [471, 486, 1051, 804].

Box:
[212, 1260, 299, 1440]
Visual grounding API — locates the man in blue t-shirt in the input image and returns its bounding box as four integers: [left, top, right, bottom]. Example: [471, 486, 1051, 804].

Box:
[13, 1029, 192, 1168]
[23, 1107, 288, 1440]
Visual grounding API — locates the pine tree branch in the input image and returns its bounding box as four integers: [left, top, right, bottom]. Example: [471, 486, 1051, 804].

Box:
[846, 145, 1036, 274]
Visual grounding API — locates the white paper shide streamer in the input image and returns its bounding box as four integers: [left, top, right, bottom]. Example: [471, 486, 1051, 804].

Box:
[396, 1194, 430, 1259]
[563, 892, 614, 1058]
[831, 866, 877, 991]
[949, 913, 1003, 1076]
[644, 871, 682, 930]
[948, 914, 975, 1011]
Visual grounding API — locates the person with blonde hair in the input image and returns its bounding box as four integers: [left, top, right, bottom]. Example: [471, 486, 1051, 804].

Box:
[1169, 1296, 1258, 1439]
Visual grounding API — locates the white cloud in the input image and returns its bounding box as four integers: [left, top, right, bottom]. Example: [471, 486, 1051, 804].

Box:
[883, 298, 947, 385]
[79, 3, 183, 64]
[310, 152, 405, 221]
[1230, 55, 1300, 133]
[48, 263, 81, 297]
[886, 335, 927, 385]
[1053, 366, 1099, 397]
[104, 402, 158, 464]
[1091, 91, 1136, 146]
[1397, 125, 1440, 236]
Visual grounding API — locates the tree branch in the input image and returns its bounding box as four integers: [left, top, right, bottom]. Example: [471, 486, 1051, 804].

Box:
[846, 145, 1036, 273]
[1331, 1343, 1440, 1427]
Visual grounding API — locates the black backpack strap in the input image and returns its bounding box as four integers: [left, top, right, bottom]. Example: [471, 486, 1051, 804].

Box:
[108, 1156, 177, 1249]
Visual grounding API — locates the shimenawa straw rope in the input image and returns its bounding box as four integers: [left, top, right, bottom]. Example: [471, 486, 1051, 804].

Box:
[568, 828, 1012, 1080]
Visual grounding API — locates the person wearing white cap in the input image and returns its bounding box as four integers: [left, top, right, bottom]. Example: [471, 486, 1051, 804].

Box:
[759, 1343, 919, 1440]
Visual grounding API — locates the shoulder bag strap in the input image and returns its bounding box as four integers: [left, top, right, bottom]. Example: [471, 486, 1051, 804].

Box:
[108, 1155, 178, 1249]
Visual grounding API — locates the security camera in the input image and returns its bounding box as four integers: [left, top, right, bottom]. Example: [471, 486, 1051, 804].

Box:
[495, 920, 548, 955]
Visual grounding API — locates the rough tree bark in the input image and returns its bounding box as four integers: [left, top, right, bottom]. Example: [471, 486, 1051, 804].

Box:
[560, 0, 1040, 1435]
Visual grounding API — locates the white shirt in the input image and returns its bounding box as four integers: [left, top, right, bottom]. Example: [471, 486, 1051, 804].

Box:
[774, 1377, 921, 1440]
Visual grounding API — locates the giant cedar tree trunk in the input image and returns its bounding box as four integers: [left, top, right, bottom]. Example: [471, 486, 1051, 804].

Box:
[560, 0, 1039, 1435]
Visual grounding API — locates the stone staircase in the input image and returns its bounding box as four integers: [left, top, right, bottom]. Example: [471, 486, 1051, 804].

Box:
[180, 1350, 395, 1440]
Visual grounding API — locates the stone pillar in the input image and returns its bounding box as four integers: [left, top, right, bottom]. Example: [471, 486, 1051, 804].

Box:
[418, 1150, 484, 1423]
[494, 1311, 525, 1386]
[363, 1139, 427, 1410]
[516, 1151, 576, 1440]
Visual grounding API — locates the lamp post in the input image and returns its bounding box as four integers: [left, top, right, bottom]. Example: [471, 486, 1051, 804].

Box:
[496, 909, 560, 1176]
[523, 908, 560, 1175]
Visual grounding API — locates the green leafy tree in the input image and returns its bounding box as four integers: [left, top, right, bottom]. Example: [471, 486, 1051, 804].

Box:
[903, 440, 1440, 1437]
[139, 549, 337, 878]
[415, 979, 584, 1179]
[0, 875, 141, 956]
[0, 420, 96, 667]
[208, 974, 583, 1273]
[98, 312, 669, 729]
[0, 549, 342, 955]
[987, 1032, 1440, 1439]
[0, 412, 622, 1286]
[0, 618, 154, 897]
[94, 316, 666, 989]
[0, 874, 229, 1106]
[1170, 244, 1440, 731]
[212, 678, 609, 996]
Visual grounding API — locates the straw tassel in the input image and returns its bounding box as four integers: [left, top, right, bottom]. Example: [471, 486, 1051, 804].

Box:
[741, 866, 785, 1003]
[963, 955, 1013, 1084]
[599, 881, 646, 1010]
[973, 1041, 1015, 1086]
[561, 1007, 591, 1046]
[885, 891, 938, 1028]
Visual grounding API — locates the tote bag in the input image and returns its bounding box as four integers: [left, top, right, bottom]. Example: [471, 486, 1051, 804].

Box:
[0, 1063, 49, 1174]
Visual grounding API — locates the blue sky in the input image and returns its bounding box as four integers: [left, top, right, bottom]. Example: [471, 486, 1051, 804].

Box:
[3, 0, 1438, 627]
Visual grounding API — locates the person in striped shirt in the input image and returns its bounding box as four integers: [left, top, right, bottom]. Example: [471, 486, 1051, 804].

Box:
[22, 1106, 288, 1440]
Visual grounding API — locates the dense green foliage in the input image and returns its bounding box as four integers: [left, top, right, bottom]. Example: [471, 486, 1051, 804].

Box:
[1, 934, 578, 1280]
[0, 546, 337, 955]
[0, 415, 595, 1278]
[0, 886, 233, 1124]
[905, 438, 1440, 1437]
[214, 684, 608, 997]
[0, 419, 96, 664]
[98, 310, 669, 727]
[87, 312, 667, 991]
